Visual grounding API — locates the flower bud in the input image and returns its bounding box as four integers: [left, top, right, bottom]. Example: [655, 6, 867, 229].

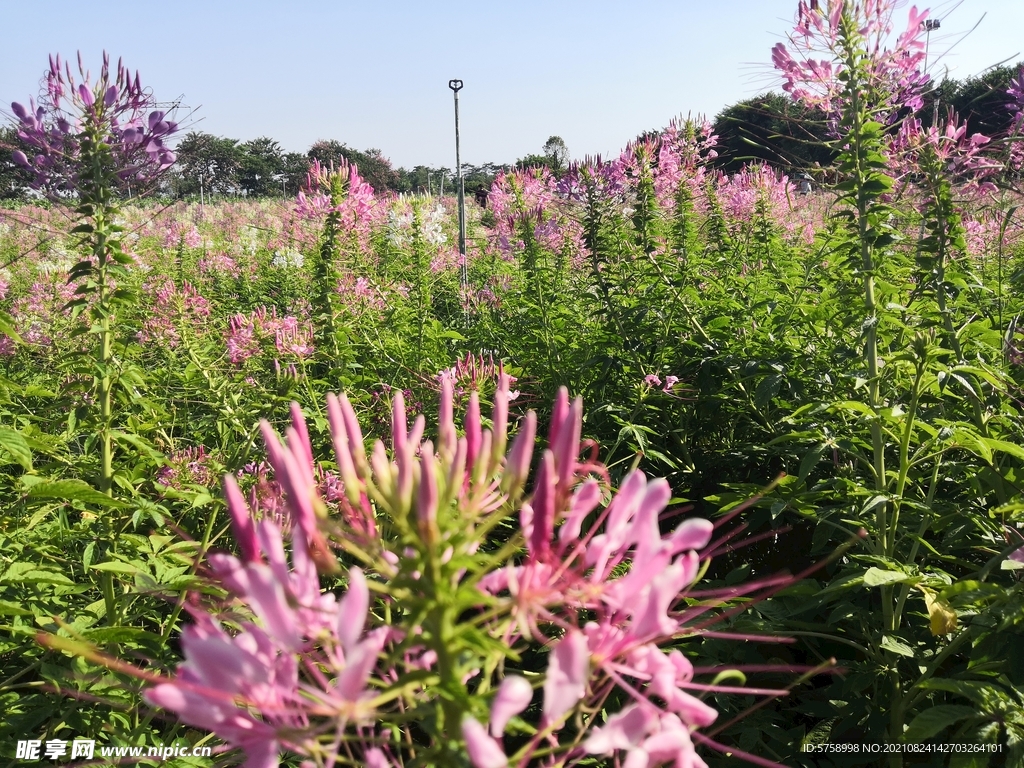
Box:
[77, 83, 94, 107]
[489, 675, 533, 737]
[502, 411, 536, 498]
[461, 716, 507, 768]
[223, 474, 259, 563]
[417, 441, 439, 545]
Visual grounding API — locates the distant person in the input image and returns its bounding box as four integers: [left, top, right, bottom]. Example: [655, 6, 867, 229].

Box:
[799, 173, 813, 194]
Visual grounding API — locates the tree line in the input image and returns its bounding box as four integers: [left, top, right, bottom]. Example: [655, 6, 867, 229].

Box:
[2, 63, 1019, 202]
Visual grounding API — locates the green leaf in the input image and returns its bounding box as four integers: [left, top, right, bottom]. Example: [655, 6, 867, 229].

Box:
[904, 705, 977, 742]
[1, 563, 75, 585]
[110, 430, 161, 458]
[754, 373, 784, 411]
[25, 479, 130, 508]
[798, 444, 827, 482]
[191, 492, 214, 508]
[0, 427, 33, 470]
[90, 561, 144, 576]
[0, 310, 24, 342]
[0, 600, 34, 616]
[880, 635, 915, 657]
[710, 669, 747, 686]
[954, 429, 992, 463]
[831, 400, 875, 417]
[864, 567, 916, 587]
[979, 438, 1024, 464]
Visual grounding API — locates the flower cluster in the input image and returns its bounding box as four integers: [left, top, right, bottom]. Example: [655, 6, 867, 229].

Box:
[335, 274, 387, 312]
[163, 222, 203, 250]
[10, 52, 179, 194]
[436, 352, 520, 403]
[716, 164, 795, 226]
[156, 445, 217, 490]
[137, 280, 211, 348]
[8, 277, 78, 348]
[295, 159, 383, 250]
[890, 111, 1000, 192]
[1008, 66, 1024, 131]
[137, 373, 791, 768]
[557, 155, 628, 204]
[644, 374, 682, 393]
[225, 306, 315, 366]
[489, 168, 586, 264]
[771, 1, 930, 128]
[654, 118, 718, 212]
[270, 248, 305, 269]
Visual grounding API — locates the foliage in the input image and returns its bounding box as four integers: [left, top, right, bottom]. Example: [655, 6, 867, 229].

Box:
[4, 13, 1024, 767]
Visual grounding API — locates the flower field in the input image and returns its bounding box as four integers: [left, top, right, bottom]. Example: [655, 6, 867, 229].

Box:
[3, 3, 1024, 767]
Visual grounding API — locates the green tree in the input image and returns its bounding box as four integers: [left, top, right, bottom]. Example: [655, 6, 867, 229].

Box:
[170, 131, 242, 198]
[712, 91, 834, 173]
[542, 135, 570, 173]
[922, 63, 1022, 135]
[281, 151, 310, 195]
[238, 136, 284, 197]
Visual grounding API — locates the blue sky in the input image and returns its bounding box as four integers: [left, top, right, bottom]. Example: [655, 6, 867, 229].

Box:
[2, 0, 1022, 169]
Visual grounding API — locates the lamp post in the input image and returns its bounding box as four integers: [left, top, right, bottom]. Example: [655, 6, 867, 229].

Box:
[924, 18, 941, 124]
[449, 79, 467, 293]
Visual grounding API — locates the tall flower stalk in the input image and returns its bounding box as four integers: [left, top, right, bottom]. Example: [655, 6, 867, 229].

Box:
[11, 53, 179, 497]
[772, 3, 946, 759]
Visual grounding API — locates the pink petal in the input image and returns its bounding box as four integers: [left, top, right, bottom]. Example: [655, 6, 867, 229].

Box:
[489, 675, 533, 737]
[669, 518, 714, 553]
[584, 704, 656, 754]
[224, 474, 260, 563]
[542, 629, 589, 724]
[462, 715, 508, 768]
[337, 567, 368, 653]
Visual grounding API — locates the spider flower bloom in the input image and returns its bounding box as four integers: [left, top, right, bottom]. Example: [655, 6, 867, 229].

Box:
[10, 52, 180, 194]
[771, 0, 930, 130]
[138, 374, 797, 767]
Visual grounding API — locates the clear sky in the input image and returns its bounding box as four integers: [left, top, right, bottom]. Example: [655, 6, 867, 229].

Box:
[2, 1, 1022, 170]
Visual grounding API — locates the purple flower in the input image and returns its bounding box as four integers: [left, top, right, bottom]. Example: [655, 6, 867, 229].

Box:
[11, 51, 181, 194]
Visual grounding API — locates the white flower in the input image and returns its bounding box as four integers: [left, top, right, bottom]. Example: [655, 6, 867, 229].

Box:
[272, 249, 305, 269]
[37, 244, 77, 275]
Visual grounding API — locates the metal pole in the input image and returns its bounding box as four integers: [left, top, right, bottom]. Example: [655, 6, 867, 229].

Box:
[449, 79, 467, 292]
[924, 19, 941, 124]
